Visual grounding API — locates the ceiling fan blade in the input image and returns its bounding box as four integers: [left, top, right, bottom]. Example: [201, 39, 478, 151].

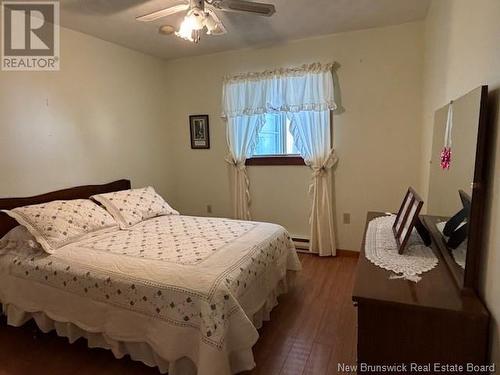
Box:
[205, 8, 227, 35]
[210, 0, 275, 16]
[136, 4, 189, 22]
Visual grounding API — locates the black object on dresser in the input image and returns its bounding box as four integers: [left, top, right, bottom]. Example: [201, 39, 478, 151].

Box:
[352, 212, 490, 375]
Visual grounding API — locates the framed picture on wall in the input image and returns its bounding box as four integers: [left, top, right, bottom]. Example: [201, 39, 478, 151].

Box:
[392, 187, 425, 254]
[189, 115, 210, 149]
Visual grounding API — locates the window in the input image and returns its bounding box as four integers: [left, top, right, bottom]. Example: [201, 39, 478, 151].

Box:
[247, 113, 305, 165]
[254, 113, 298, 156]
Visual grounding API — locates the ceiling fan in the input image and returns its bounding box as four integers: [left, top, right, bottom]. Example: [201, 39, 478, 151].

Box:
[136, 0, 276, 43]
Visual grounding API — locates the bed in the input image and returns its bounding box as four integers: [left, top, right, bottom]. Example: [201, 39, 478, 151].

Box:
[0, 180, 301, 375]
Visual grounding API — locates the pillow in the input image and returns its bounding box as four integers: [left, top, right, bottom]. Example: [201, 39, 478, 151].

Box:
[0, 225, 39, 254]
[2, 199, 117, 254]
[91, 186, 178, 229]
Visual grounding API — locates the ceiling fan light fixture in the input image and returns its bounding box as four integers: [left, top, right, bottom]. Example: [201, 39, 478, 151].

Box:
[204, 15, 217, 34]
[175, 8, 205, 42]
[138, 0, 275, 44]
[205, 8, 226, 35]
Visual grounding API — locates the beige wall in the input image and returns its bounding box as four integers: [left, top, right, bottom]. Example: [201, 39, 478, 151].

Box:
[164, 22, 424, 251]
[421, 0, 500, 364]
[0, 27, 174, 200]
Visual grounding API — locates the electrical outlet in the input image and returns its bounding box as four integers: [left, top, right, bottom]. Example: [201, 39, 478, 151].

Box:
[343, 213, 351, 224]
[206, 204, 212, 214]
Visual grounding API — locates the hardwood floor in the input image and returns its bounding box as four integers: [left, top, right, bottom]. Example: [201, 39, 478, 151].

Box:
[0, 254, 358, 375]
[244, 254, 358, 375]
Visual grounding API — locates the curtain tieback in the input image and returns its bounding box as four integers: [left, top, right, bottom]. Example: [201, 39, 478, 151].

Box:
[312, 166, 328, 177]
[224, 155, 247, 171]
[308, 149, 338, 196]
[310, 149, 338, 177]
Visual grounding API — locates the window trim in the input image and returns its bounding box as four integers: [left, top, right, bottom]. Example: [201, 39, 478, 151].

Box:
[246, 155, 305, 166]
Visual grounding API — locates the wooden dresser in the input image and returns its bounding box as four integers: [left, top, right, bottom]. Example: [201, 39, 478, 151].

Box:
[352, 212, 490, 374]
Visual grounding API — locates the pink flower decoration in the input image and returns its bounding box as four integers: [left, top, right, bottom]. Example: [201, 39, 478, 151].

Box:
[440, 147, 452, 169]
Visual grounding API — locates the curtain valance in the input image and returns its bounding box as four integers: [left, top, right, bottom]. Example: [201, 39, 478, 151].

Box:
[221, 62, 337, 119]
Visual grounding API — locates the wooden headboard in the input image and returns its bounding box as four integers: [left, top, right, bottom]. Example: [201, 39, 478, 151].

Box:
[0, 179, 131, 238]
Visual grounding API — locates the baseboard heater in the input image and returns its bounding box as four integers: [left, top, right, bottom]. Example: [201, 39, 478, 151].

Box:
[292, 237, 310, 252]
[292, 237, 358, 257]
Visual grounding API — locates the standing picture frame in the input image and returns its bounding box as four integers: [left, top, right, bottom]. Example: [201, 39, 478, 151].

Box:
[392, 187, 426, 254]
[189, 115, 210, 149]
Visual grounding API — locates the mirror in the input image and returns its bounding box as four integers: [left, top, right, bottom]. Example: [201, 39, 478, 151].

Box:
[426, 85, 488, 289]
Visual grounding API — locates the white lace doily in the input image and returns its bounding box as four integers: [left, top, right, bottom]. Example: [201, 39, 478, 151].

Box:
[365, 215, 438, 282]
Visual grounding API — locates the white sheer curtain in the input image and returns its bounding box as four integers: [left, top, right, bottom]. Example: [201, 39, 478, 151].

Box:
[222, 62, 338, 255]
[225, 114, 264, 220]
[288, 111, 338, 256]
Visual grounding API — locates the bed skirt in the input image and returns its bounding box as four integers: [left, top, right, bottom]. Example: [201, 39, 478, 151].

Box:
[3, 276, 289, 375]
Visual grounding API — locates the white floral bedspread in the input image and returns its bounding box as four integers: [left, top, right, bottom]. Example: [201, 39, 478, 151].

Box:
[0, 215, 301, 374]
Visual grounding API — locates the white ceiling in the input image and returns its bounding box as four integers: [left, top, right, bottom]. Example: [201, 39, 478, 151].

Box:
[60, 0, 430, 60]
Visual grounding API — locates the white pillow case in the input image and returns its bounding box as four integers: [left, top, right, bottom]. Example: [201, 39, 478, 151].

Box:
[2, 199, 117, 254]
[91, 186, 179, 229]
